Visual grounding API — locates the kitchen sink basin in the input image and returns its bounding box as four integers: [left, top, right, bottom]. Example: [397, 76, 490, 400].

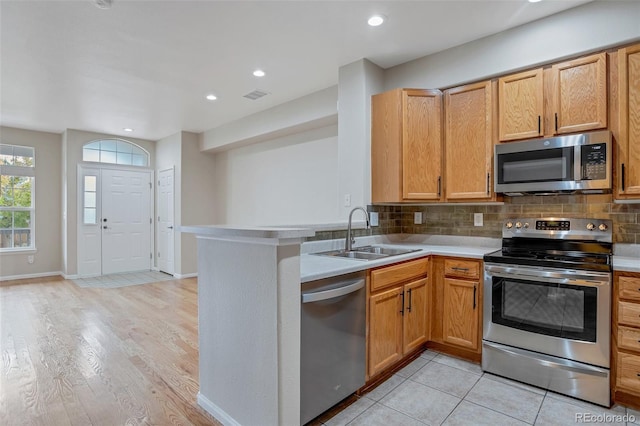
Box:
[312, 245, 422, 261]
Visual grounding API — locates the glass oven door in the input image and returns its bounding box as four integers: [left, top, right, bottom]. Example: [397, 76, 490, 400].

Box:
[491, 275, 597, 342]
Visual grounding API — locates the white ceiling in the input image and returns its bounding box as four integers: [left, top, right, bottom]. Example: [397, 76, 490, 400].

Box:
[1, 0, 592, 141]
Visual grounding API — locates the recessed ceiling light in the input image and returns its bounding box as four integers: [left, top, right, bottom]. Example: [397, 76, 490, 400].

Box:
[367, 15, 385, 27]
[528, 0, 542, 3]
[123, 128, 133, 132]
[206, 94, 218, 101]
[253, 69, 266, 77]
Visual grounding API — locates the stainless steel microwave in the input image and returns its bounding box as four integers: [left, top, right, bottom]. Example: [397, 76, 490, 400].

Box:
[494, 130, 611, 195]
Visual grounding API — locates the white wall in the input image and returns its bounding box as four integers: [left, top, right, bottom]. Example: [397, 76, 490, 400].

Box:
[214, 124, 339, 226]
[0, 126, 62, 279]
[385, 1, 640, 91]
[62, 129, 155, 276]
[337, 59, 384, 216]
[180, 131, 216, 274]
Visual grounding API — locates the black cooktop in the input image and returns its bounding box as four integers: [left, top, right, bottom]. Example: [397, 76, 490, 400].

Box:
[483, 238, 613, 272]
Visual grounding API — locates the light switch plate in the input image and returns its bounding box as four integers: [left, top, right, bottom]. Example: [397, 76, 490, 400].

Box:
[474, 213, 483, 227]
[369, 212, 379, 227]
[414, 212, 422, 224]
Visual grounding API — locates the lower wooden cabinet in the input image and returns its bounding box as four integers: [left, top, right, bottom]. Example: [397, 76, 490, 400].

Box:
[442, 277, 479, 350]
[614, 272, 640, 407]
[368, 258, 429, 378]
[431, 257, 482, 359]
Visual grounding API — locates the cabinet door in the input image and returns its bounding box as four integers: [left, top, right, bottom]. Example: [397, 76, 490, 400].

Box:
[444, 81, 494, 200]
[368, 286, 403, 377]
[403, 278, 429, 354]
[371, 89, 403, 203]
[498, 68, 543, 141]
[403, 90, 443, 200]
[552, 52, 607, 134]
[442, 277, 479, 350]
[617, 44, 640, 197]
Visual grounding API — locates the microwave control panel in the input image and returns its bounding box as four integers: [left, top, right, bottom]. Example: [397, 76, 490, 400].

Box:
[581, 143, 607, 180]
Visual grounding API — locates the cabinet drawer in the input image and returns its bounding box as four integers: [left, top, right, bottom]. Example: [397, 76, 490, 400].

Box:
[619, 326, 640, 352]
[371, 258, 428, 292]
[619, 301, 640, 328]
[444, 259, 480, 279]
[617, 352, 640, 393]
[619, 276, 640, 302]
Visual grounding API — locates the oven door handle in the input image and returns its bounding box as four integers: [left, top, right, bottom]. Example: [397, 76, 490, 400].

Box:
[488, 271, 608, 288]
[485, 265, 610, 287]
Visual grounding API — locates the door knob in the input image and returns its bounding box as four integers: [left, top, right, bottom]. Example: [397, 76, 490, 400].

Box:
[168, 226, 174, 229]
[103, 218, 108, 222]
[103, 225, 108, 229]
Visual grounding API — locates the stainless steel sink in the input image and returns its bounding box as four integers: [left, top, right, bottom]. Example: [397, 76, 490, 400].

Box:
[312, 245, 422, 261]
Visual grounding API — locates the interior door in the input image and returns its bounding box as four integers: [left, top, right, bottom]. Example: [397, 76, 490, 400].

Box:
[101, 169, 152, 274]
[157, 168, 175, 274]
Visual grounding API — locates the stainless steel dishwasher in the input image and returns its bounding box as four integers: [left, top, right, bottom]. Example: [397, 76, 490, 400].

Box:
[300, 271, 366, 425]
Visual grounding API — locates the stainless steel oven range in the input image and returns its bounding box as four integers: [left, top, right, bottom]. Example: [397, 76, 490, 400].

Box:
[482, 217, 613, 407]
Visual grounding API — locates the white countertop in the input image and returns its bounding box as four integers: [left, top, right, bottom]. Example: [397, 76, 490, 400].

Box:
[301, 235, 500, 283]
[613, 256, 640, 273]
[180, 224, 315, 240]
[301, 235, 640, 280]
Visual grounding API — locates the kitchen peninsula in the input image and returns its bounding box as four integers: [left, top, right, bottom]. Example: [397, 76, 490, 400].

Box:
[180, 225, 314, 426]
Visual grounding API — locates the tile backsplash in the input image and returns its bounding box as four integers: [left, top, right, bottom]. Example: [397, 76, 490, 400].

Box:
[369, 194, 640, 244]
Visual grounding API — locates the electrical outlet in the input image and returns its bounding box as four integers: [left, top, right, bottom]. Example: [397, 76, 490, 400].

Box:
[369, 212, 379, 227]
[474, 213, 483, 227]
[27, 255, 34, 264]
[414, 212, 422, 224]
[343, 194, 351, 207]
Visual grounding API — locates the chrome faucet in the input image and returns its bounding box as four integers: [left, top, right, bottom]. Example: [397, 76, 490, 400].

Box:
[345, 207, 371, 252]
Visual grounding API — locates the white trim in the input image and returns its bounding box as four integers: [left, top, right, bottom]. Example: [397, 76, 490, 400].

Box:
[174, 272, 197, 279]
[0, 271, 62, 282]
[0, 248, 37, 255]
[197, 392, 240, 426]
[62, 273, 80, 279]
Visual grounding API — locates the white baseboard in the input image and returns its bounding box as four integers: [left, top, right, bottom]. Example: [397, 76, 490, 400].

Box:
[174, 272, 197, 279]
[0, 271, 63, 282]
[62, 273, 80, 280]
[197, 392, 240, 426]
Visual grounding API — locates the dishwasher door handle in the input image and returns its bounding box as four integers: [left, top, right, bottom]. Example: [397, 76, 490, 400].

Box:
[302, 279, 365, 303]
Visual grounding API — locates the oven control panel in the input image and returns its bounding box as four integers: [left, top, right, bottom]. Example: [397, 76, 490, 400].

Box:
[535, 220, 570, 231]
[503, 217, 612, 242]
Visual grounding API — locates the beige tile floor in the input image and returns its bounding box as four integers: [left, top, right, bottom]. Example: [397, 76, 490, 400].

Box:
[322, 350, 640, 426]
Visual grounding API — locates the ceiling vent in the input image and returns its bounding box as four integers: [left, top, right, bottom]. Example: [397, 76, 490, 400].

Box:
[243, 90, 269, 100]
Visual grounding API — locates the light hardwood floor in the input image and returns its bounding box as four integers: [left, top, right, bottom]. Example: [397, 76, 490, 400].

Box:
[0, 275, 221, 426]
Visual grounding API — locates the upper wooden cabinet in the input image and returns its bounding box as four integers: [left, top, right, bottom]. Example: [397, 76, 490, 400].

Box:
[444, 80, 496, 201]
[498, 68, 544, 141]
[616, 44, 640, 198]
[552, 52, 608, 134]
[498, 52, 607, 141]
[371, 88, 443, 203]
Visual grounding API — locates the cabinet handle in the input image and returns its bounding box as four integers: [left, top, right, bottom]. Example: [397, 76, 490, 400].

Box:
[538, 115, 541, 134]
[622, 163, 626, 192]
[555, 112, 558, 132]
[437, 176, 441, 197]
[637, 373, 640, 377]
[400, 292, 405, 316]
[452, 267, 469, 272]
[407, 288, 412, 313]
[473, 285, 477, 310]
[486, 173, 490, 195]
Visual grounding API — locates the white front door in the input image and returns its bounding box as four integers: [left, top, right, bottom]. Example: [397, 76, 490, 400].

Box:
[101, 169, 152, 274]
[157, 168, 175, 274]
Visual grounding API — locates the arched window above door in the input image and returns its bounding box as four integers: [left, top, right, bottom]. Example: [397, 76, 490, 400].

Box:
[82, 139, 148, 167]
